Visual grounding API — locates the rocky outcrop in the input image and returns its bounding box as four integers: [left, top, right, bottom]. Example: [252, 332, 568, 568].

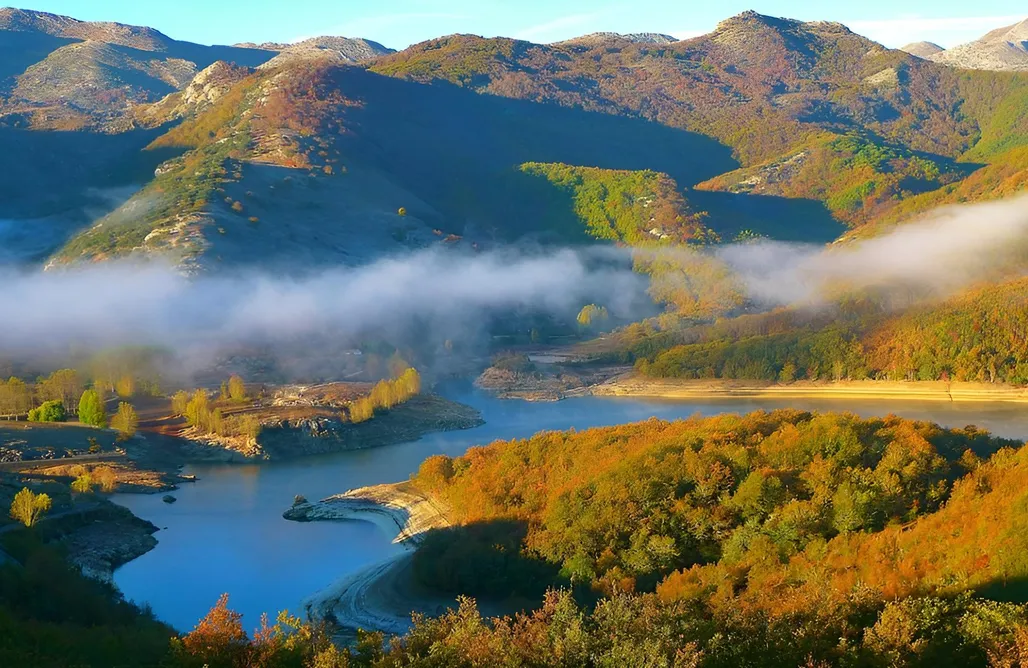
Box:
[284, 482, 454, 634]
[284, 481, 449, 544]
[256, 395, 483, 458]
[558, 32, 678, 46]
[257, 36, 393, 69]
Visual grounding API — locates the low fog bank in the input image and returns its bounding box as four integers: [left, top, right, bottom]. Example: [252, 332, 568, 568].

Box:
[0, 247, 648, 370]
[718, 194, 1028, 306]
[3, 194, 1027, 380]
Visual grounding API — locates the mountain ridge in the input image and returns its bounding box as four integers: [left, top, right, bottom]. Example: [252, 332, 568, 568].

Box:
[929, 18, 1028, 70]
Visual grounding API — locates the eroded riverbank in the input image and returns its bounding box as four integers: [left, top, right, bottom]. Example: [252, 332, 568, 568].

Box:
[591, 375, 1028, 403]
[284, 482, 454, 634]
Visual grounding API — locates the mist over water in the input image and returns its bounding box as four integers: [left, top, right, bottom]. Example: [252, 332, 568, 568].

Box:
[718, 195, 1028, 306]
[0, 247, 648, 359]
[2, 194, 1027, 370]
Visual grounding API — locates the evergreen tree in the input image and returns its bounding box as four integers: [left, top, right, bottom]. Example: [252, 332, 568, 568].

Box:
[77, 389, 106, 428]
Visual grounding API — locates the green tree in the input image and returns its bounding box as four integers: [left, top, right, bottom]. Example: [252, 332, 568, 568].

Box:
[28, 400, 66, 423]
[110, 402, 138, 441]
[77, 389, 106, 428]
[9, 488, 52, 527]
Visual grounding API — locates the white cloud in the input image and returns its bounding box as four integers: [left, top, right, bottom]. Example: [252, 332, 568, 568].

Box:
[845, 14, 1026, 48]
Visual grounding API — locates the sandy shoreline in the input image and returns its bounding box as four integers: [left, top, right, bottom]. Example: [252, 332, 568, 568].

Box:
[284, 482, 454, 634]
[591, 375, 1028, 404]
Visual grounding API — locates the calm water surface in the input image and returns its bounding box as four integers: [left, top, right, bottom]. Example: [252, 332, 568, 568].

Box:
[113, 385, 1028, 631]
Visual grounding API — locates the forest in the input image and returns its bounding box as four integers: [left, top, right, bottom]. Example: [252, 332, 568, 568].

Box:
[624, 275, 1028, 385]
[9, 410, 1028, 666]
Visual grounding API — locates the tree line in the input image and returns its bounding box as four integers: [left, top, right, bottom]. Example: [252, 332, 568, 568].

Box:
[171, 376, 262, 442]
[345, 368, 421, 424]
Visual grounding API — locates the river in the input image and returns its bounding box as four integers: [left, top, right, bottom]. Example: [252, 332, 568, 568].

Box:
[112, 384, 1028, 632]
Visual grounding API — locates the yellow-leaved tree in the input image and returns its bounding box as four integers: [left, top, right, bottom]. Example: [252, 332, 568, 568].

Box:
[9, 487, 52, 527]
[111, 402, 138, 441]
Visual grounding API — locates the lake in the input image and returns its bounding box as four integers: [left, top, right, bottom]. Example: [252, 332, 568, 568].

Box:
[112, 384, 1028, 631]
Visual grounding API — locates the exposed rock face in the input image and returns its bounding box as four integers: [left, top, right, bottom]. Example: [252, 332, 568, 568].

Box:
[900, 41, 944, 59]
[284, 482, 450, 545]
[929, 19, 1028, 70]
[257, 36, 393, 69]
[138, 60, 252, 123]
[558, 32, 678, 46]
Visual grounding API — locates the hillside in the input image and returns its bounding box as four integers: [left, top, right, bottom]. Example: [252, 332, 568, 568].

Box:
[900, 41, 944, 58]
[29, 9, 1028, 270]
[346, 411, 1028, 665]
[930, 19, 1028, 71]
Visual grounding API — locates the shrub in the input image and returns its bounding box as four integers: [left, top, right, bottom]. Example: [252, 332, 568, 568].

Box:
[70, 473, 93, 494]
[28, 400, 66, 423]
[92, 466, 118, 493]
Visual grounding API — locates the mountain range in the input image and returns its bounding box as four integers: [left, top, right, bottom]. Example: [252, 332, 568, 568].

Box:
[0, 7, 1027, 271]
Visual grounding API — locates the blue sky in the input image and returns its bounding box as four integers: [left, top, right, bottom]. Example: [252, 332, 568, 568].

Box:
[21, 1, 1028, 49]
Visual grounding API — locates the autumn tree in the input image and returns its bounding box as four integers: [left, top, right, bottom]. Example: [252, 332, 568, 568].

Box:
[171, 390, 191, 416]
[71, 472, 93, 494]
[93, 465, 118, 493]
[577, 303, 610, 329]
[115, 375, 136, 398]
[9, 487, 51, 527]
[111, 402, 138, 441]
[178, 593, 249, 667]
[37, 369, 82, 412]
[185, 390, 210, 430]
[0, 377, 32, 418]
[77, 389, 106, 428]
[227, 375, 247, 403]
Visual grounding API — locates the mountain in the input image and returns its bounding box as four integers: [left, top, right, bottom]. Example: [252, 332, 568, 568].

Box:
[900, 40, 944, 58]
[929, 18, 1028, 71]
[0, 7, 1026, 273]
[255, 36, 393, 69]
[0, 8, 388, 130]
[555, 31, 678, 46]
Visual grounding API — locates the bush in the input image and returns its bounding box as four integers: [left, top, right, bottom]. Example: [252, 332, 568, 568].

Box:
[28, 400, 66, 423]
[70, 473, 93, 494]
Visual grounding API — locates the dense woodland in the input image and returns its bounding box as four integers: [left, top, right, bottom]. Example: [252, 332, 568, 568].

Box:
[621, 275, 1028, 385]
[9, 411, 1028, 666]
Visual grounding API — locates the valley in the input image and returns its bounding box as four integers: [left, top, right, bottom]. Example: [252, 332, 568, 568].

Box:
[4, 3, 1028, 667]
